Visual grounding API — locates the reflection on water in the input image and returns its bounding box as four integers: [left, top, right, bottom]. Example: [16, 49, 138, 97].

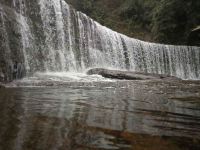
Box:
[0, 80, 200, 150]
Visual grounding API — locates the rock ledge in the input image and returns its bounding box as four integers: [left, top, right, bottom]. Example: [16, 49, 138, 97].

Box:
[87, 68, 181, 80]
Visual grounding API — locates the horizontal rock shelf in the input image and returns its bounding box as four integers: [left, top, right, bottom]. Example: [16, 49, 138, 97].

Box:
[87, 68, 181, 80]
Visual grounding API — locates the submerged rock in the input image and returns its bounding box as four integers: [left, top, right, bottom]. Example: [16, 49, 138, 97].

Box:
[87, 68, 181, 80]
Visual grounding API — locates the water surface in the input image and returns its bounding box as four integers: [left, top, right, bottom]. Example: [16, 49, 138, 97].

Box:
[0, 75, 200, 150]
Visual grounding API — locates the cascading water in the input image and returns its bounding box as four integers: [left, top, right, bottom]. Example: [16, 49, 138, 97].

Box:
[0, 0, 200, 81]
[0, 6, 12, 67]
[16, 12, 31, 72]
[1, 2, 200, 148]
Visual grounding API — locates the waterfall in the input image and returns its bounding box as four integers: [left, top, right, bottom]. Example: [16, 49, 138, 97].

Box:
[0, 0, 200, 80]
[16, 14, 31, 72]
[0, 6, 12, 81]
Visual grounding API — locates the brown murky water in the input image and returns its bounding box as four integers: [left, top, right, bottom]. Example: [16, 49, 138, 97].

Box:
[0, 79, 200, 150]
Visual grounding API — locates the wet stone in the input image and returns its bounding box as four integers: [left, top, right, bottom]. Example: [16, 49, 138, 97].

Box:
[87, 68, 181, 80]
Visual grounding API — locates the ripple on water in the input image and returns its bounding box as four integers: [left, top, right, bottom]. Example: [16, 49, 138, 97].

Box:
[0, 73, 200, 150]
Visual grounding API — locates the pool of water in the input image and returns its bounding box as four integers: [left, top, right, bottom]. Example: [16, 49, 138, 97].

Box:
[0, 73, 200, 150]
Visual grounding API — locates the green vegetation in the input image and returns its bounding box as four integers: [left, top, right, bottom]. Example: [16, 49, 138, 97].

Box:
[66, 0, 200, 45]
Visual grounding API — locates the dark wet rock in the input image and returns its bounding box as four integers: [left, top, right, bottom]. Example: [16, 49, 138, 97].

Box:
[87, 68, 181, 80]
[0, 62, 25, 83]
[0, 4, 26, 82]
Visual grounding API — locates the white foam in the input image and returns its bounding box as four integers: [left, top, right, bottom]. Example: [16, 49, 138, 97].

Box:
[2, 72, 114, 87]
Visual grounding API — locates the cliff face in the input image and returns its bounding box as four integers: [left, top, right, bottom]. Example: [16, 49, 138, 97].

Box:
[0, 3, 21, 81]
[0, 0, 46, 81]
[0, 0, 200, 82]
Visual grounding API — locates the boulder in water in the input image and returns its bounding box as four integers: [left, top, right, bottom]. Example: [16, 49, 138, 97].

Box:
[87, 68, 181, 80]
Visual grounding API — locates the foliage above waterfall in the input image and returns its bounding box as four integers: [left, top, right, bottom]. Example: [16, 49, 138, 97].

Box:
[66, 0, 200, 46]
